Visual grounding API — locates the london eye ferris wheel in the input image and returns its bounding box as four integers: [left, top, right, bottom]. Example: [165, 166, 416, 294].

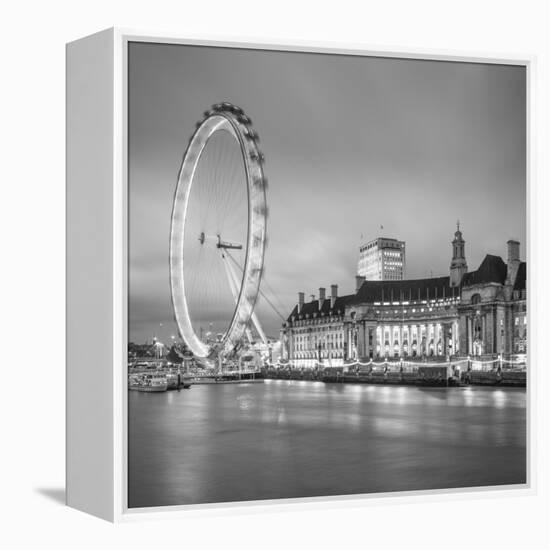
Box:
[169, 103, 268, 359]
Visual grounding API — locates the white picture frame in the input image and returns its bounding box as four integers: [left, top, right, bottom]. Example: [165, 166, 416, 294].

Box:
[66, 27, 535, 522]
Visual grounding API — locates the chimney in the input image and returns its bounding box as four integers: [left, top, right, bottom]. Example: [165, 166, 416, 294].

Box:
[330, 284, 338, 308]
[507, 240, 520, 263]
[355, 275, 365, 293]
[298, 292, 305, 313]
[319, 287, 326, 309]
[506, 240, 521, 287]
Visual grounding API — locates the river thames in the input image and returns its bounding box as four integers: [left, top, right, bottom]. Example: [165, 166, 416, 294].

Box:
[128, 381, 526, 508]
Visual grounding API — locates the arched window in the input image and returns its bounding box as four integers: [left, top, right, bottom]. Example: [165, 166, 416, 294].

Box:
[474, 317, 482, 340]
[471, 293, 481, 305]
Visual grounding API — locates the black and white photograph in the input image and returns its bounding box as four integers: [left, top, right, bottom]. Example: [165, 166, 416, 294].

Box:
[7, 0, 550, 545]
[127, 42, 527, 509]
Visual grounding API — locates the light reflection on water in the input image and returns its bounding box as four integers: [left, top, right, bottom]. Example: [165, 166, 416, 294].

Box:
[128, 382, 526, 508]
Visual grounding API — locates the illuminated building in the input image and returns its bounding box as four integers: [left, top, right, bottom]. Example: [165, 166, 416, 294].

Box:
[457, 240, 526, 356]
[280, 285, 353, 368]
[282, 227, 526, 366]
[357, 237, 406, 281]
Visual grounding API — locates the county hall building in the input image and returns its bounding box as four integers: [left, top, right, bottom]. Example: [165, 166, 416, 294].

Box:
[281, 226, 526, 367]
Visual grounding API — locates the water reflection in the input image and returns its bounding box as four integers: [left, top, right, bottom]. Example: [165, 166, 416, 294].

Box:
[128, 383, 526, 508]
[493, 390, 508, 409]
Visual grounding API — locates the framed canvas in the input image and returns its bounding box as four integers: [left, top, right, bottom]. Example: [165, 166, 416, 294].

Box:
[66, 28, 535, 522]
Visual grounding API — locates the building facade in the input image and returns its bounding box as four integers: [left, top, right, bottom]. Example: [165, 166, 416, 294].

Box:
[346, 276, 461, 360]
[457, 240, 526, 356]
[357, 237, 406, 281]
[280, 285, 353, 368]
[282, 228, 526, 367]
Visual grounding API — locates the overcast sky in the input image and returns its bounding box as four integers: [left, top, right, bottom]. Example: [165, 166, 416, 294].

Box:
[128, 42, 526, 343]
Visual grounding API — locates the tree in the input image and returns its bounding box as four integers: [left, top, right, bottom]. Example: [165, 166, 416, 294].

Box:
[167, 344, 184, 364]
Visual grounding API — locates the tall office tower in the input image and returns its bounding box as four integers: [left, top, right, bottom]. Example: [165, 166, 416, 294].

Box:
[357, 237, 406, 281]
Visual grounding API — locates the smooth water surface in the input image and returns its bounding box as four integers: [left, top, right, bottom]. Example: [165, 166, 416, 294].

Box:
[128, 381, 526, 508]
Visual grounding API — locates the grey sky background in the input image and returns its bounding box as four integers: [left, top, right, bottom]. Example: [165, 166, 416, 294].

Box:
[128, 42, 526, 343]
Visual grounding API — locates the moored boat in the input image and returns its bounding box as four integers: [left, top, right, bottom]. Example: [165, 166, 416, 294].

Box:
[129, 373, 168, 392]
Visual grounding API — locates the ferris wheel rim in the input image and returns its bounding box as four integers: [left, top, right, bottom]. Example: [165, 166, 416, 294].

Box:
[169, 104, 267, 359]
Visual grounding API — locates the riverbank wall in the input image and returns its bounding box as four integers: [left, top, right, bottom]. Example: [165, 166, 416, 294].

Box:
[262, 366, 526, 387]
